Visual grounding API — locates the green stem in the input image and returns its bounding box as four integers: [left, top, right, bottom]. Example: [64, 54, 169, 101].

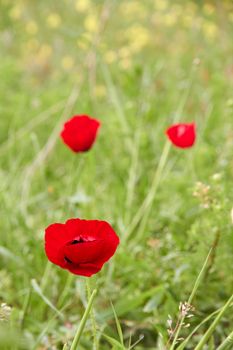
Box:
[135, 140, 171, 242]
[86, 279, 98, 350]
[216, 329, 233, 350]
[194, 293, 233, 350]
[125, 64, 196, 243]
[177, 302, 233, 350]
[20, 287, 32, 328]
[40, 261, 52, 292]
[169, 248, 213, 350]
[125, 140, 171, 242]
[204, 230, 220, 280]
[70, 288, 97, 350]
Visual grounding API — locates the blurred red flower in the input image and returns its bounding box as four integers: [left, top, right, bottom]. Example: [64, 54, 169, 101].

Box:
[166, 123, 196, 148]
[60, 115, 101, 152]
[44, 219, 119, 277]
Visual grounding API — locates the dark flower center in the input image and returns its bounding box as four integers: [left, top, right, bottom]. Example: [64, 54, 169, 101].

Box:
[64, 237, 90, 264]
[70, 238, 86, 244]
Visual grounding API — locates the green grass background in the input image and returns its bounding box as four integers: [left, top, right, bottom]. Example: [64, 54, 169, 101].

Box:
[0, 0, 233, 349]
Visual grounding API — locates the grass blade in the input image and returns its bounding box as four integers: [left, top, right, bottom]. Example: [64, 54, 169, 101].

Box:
[216, 329, 233, 350]
[177, 302, 233, 350]
[169, 248, 213, 350]
[194, 293, 233, 350]
[102, 333, 126, 349]
[31, 279, 63, 319]
[111, 301, 124, 345]
[70, 288, 97, 350]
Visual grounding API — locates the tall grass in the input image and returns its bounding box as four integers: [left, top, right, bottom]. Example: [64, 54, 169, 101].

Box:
[0, 0, 233, 348]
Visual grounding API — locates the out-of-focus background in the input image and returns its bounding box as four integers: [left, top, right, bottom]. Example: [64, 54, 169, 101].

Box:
[0, 0, 233, 349]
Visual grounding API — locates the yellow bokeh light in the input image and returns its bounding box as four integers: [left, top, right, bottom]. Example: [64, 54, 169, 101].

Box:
[61, 56, 75, 70]
[75, 0, 90, 12]
[9, 4, 23, 19]
[104, 51, 117, 64]
[164, 12, 178, 27]
[84, 14, 98, 33]
[118, 47, 131, 58]
[94, 85, 107, 98]
[202, 22, 218, 39]
[126, 25, 150, 52]
[47, 13, 61, 28]
[26, 21, 38, 35]
[119, 1, 147, 19]
[155, 0, 168, 11]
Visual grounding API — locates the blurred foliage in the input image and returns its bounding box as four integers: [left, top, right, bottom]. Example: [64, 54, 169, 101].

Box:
[0, 0, 233, 349]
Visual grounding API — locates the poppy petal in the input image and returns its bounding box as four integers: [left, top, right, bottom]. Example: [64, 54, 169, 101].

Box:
[60, 115, 101, 153]
[64, 240, 105, 265]
[44, 218, 120, 277]
[67, 263, 102, 277]
[45, 223, 67, 267]
[166, 123, 196, 148]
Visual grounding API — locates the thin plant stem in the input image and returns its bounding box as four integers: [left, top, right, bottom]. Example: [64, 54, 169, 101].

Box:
[125, 67, 155, 225]
[86, 279, 98, 350]
[169, 248, 213, 350]
[40, 261, 52, 292]
[125, 126, 141, 225]
[167, 313, 184, 348]
[20, 287, 32, 328]
[204, 230, 220, 280]
[70, 288, 97, 350]
[194, 293, 233, 350]
[125, 64, 196, 243]
[31, 279, 64, 320]
[134, 140, 171, 242]
[125, 140, 171, 241]
[177, 302, 233, 350]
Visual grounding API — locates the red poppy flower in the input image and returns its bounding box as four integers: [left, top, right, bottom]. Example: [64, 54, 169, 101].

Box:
[60, 115, 101, 152]
[166, 123, 196, 148]
[44, 219, 120, 277]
